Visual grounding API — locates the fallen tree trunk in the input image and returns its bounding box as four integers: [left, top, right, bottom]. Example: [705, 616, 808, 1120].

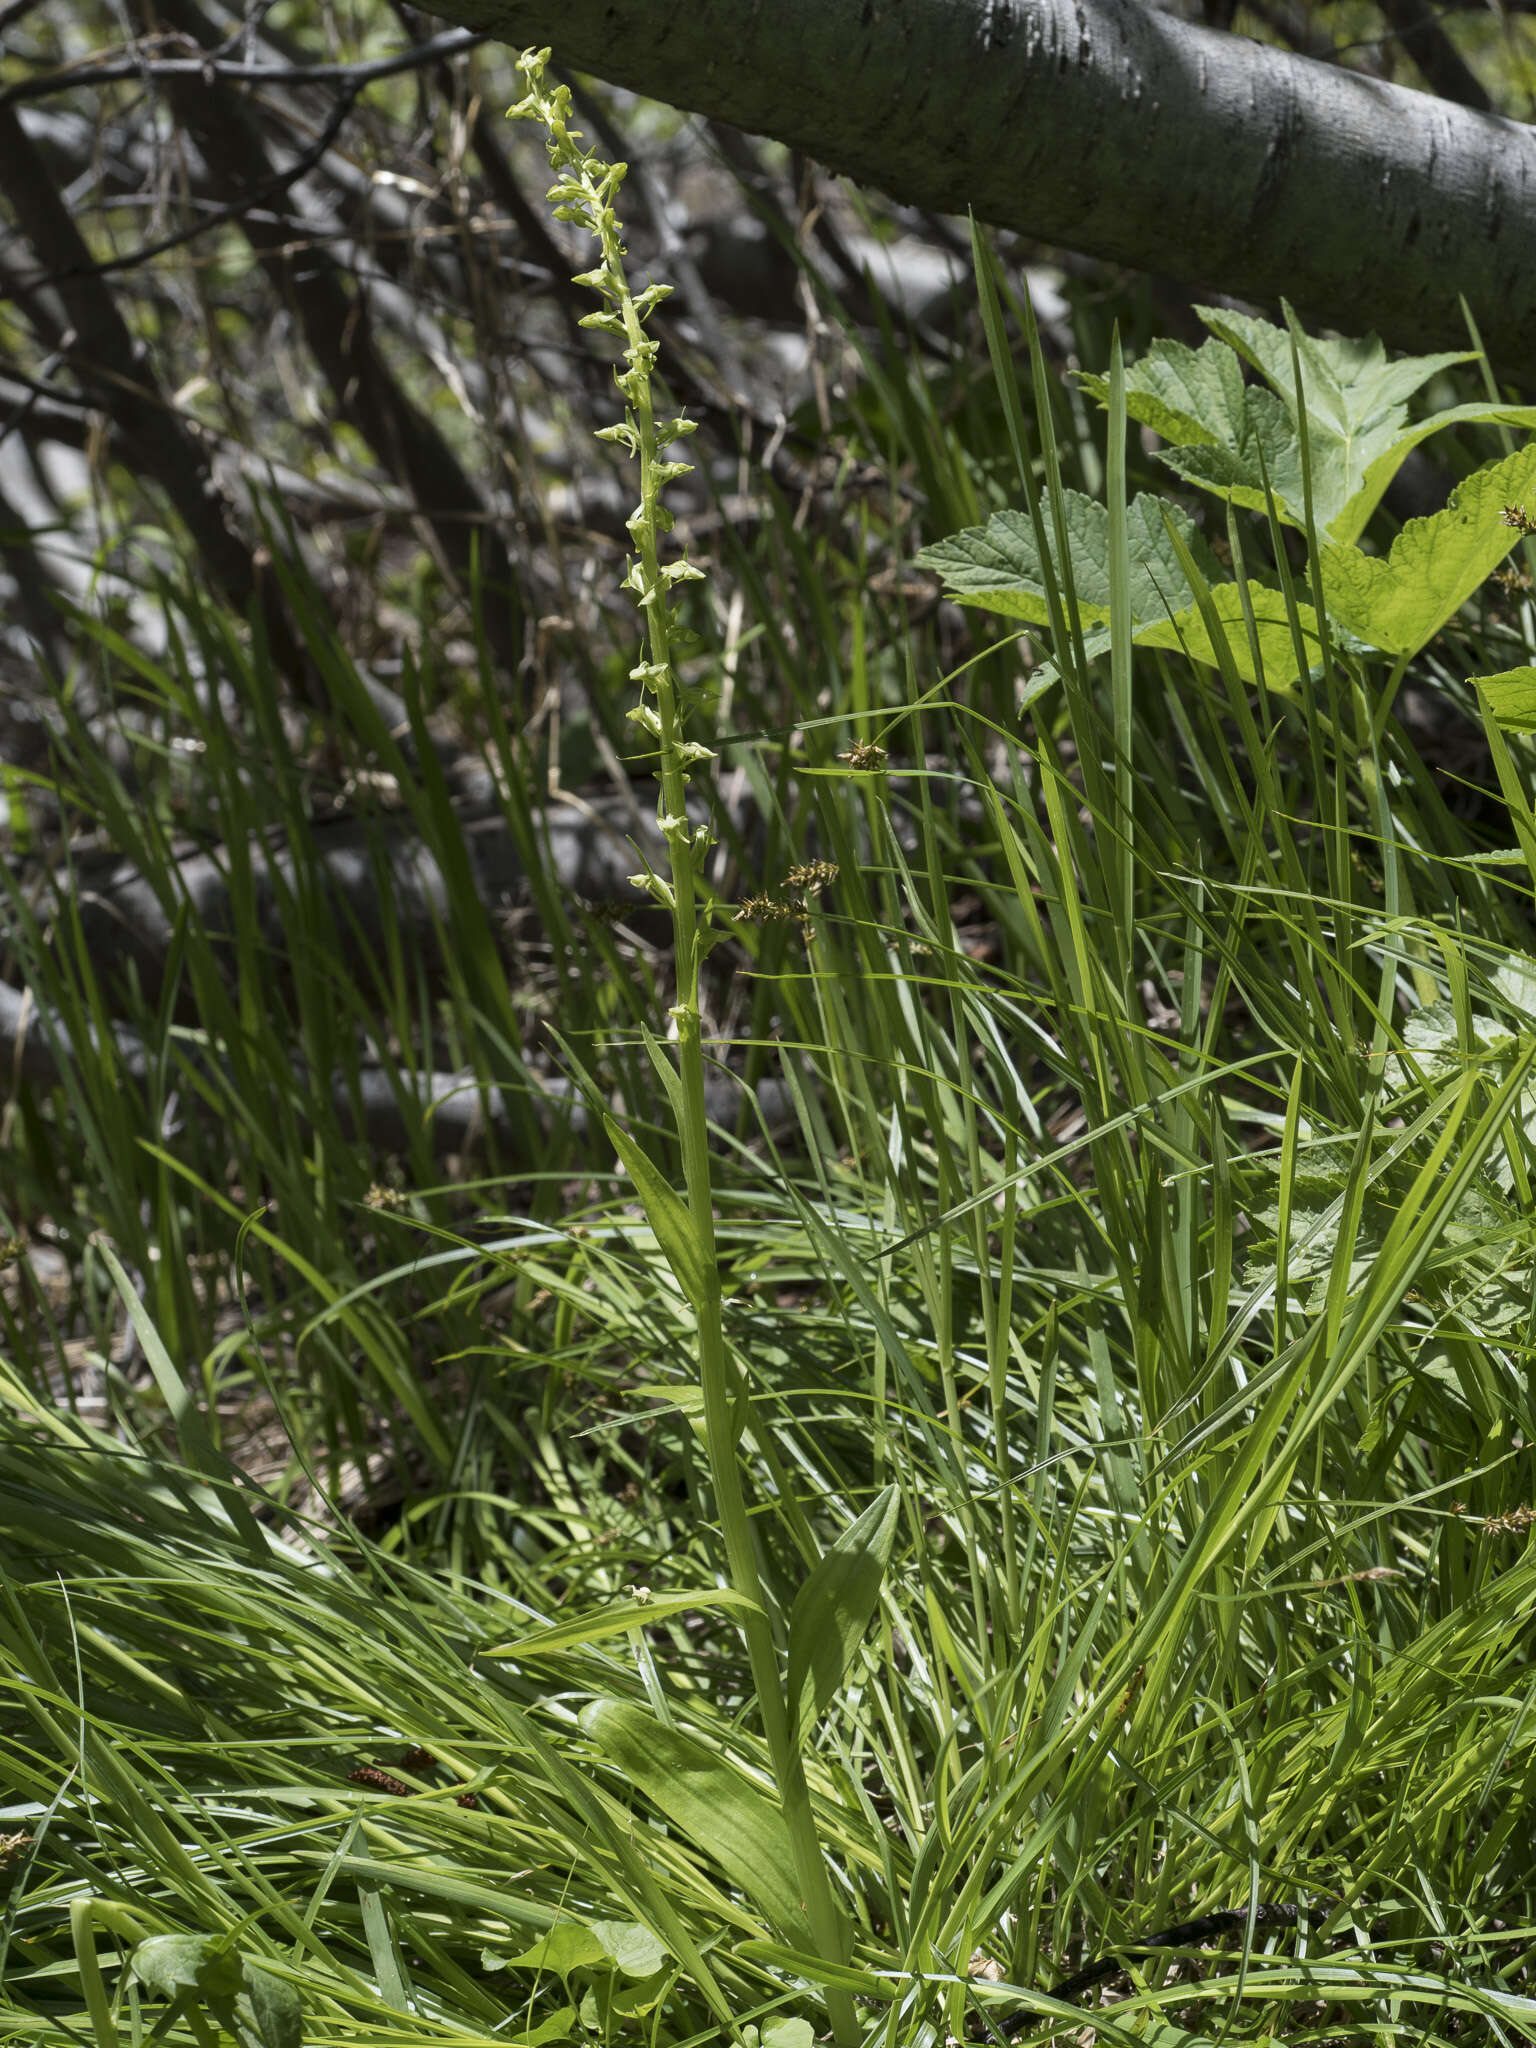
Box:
[1, 790, 796, 1158]
[417, 0, 1536, 388]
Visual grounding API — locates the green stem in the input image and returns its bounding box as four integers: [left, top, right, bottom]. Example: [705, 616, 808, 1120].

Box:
[615, 213, 858, 2048]
[511, 57, 855, 2040]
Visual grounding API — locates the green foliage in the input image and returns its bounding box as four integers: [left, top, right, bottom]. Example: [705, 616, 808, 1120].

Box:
[1320, 441, 1536, 655]
[1473, 663, 1536, 730]
[1079, 299, 1536, 543]
[580, 1703, 819, 1942]
[926, 302, 1536, 681]
[915, 490, 1329, 686]
[130, 1937, 302, 2048]
[493, 1920, 671, 2036]
[8, 145, 1536, 2048]
[785, 1484, 899, 1745]
[916, 491, 1226, 620]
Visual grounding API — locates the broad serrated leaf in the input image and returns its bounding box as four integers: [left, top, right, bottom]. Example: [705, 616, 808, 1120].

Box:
[580, 1701, 813, 1940]
[1134, 305, 1536, 543]
[1024, 585, 1331, 692]
[1199, 302, 1471, 433]
[1133, 581, 1328, 691]
[915, 508, 1053, 623]
[924, 506, 1325, 690]
[786, 1484, 899, 1743]
[1077, 335, 1242, 446]
[1472, 665, 1536, 732]
[914, 493, 1223, 625]
[1319, 442, 1536, 657]
[1338, 402, 1536, 544]
[1157, 385, 1313, 526]
[1079, 304, 1536, 544]
[1157, 396, 1536, 546]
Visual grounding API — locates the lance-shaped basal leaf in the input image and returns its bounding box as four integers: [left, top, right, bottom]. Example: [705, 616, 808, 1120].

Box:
[914, 491, 1223, 626]
[786, 1484, 899, 1745]
[580, 1702, 818, 1944]
[605, 1115, 711, 1314]
[1472, 666, 1536, 732]
[1319, 441, 1536, 657]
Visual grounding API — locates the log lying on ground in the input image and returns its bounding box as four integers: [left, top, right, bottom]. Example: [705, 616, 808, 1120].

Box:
[0, 976, 791, 1155]
[40, 791, 684, 1007]
[2, 791, 791, 1159]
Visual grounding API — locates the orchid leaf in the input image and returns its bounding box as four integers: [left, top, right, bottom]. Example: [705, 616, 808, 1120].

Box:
[786, 1484, 899, 1743]
[580, 1702, 815, 1942]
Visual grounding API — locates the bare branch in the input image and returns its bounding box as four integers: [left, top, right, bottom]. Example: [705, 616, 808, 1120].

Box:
[0, 26, 488, 114]
[5, 83, 360, 285]
[0, 95, 317, 680]
[131, 0, 524, 681]
[1375, 0, 1492, 107]
[0, 0, 49, 32]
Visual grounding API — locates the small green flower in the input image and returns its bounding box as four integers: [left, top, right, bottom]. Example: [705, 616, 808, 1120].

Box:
[509, 50, 707, 915]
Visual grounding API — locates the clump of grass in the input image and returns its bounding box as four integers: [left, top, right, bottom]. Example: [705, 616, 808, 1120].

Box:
[4, 89, 1536, 2048]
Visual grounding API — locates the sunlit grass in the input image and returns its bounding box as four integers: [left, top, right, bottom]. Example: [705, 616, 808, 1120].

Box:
[4, 214, 1536, 2048]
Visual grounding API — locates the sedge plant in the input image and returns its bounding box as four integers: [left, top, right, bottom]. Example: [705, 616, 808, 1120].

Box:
[508, 53, 858, 2041]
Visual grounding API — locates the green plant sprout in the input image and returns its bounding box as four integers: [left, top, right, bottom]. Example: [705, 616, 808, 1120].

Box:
[508, 52, 859, 2042]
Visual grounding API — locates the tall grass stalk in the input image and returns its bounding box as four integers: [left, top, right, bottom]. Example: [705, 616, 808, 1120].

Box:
[508, 54, 855, 2037]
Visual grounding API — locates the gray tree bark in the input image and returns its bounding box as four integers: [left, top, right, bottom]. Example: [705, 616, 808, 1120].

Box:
[417, 0, 1536, 388]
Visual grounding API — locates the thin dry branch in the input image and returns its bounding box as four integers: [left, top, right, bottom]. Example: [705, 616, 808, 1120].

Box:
[133, 0, 525, 682]
[0, 24, 488, 113]
[0, 94, 320, 692]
